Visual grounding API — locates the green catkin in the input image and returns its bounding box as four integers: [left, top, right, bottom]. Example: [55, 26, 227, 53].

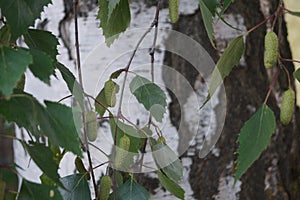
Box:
[85, 111, 98, 142]
[280, 88, 295, 125]
[99, 175, 112, 200]
[264, 31, 278, 68]
[114, 135, 130, 169]
[169, 0, 179, 23]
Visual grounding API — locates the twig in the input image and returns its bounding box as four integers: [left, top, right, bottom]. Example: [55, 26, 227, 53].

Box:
[93, 161, 111, 170]
[264, 69, 280, 104]
[84, 93, 110, 112]
[280, 58, 300, 64]
[88, 142, 109, 157]
[279, 61, 292, 88]
[138, 0, 161, 179]
[246, 13, 276, 34]
[73, 0, 97, 197]
[57, 94, 73, 103]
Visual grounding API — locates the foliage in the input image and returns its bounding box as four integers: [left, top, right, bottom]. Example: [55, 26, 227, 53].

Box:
[0, 0, 299, 199]
[235, 105, 276, 183]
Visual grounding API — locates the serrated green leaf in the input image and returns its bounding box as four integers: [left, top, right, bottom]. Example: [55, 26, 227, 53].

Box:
[202, 35, 244, 108]
[0, 46, 32, 96]
[129, 75, 167, 122]
[157, 171, 185, 199]
[23, 142, 60, 184]
[199, 0, 215, 48]
[97, 0, 130, 46]
[108, 178, 149, 200]
[294, 68, 300, 82]
[28, 49, 55, 85]
[18, 179, 63, 200]
[0, 0, 52, 40]
[57, 63, 84, 107]
[203, 0, 220, 16]
[0, 26, 12, 45]
[0, 92, 82, 156]
[104, 80, 119, 107]
[24, 29, 59, 61]
[58, 174, 91, 200]
[235, 105, 275, 182]
[0, 92, 44, 135]
[108, 0, 121, 19]
[151, 142, 183, 183]
[43, 101, 82, 156]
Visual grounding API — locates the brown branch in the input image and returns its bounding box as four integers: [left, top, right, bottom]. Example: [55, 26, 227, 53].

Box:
[73, 0, 97, 197]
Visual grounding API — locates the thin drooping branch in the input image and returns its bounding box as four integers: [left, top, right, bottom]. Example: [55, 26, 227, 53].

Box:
[73, 0, 97, 197]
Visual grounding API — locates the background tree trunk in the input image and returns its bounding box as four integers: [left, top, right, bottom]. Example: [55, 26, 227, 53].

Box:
[163, 0, 300, 199]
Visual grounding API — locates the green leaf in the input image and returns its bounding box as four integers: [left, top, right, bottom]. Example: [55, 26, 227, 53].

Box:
[220, 0, 234, 14]
[97, 0, 131, 46]
[56, 63, 84, 107]
[110, 68, 124, 79]
[294, 68, 300, 82]
[108, 0, 121, 19]
[0, 26, 12, 45]
[129, 75, 167, 122]
[24, 29, 59, 61]
[151, 142, 183, 183]
[0, 93, 82, 156]
[43, 101, 82, 156]
[202, 35, 244, 108]
[23, 142, 60, 184]
[203, 0, 220, 16]
[104, 80, 119, 107]
[0, 92, 47, 136]
[18, 179, 63, 200]
[0, 46, 32, 96]
[235, 105, 275, 182]
[28, 49, 55, 85]
[199, 0, 215, 48]
[0, 0, 52, 40]
[58, 174, 91, 200]
[157, 171, 185, 200]
[109, 117, 145, 153]
[288, 11, 300, 17]
[108, 178, 149, 200]
[1, 167, 18, 192]
[95, 88, 109, 117]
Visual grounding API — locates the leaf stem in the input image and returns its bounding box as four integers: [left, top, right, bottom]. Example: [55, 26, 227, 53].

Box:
[263, 69, 280, 104]
[73, 0, 97, 197]
[246, 13, 275, 35]
[57, 94, 73, 103]
[280, 57, 300, 64]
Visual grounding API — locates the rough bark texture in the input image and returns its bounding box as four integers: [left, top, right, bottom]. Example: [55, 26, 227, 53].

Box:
[163, 0, 300, 199]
